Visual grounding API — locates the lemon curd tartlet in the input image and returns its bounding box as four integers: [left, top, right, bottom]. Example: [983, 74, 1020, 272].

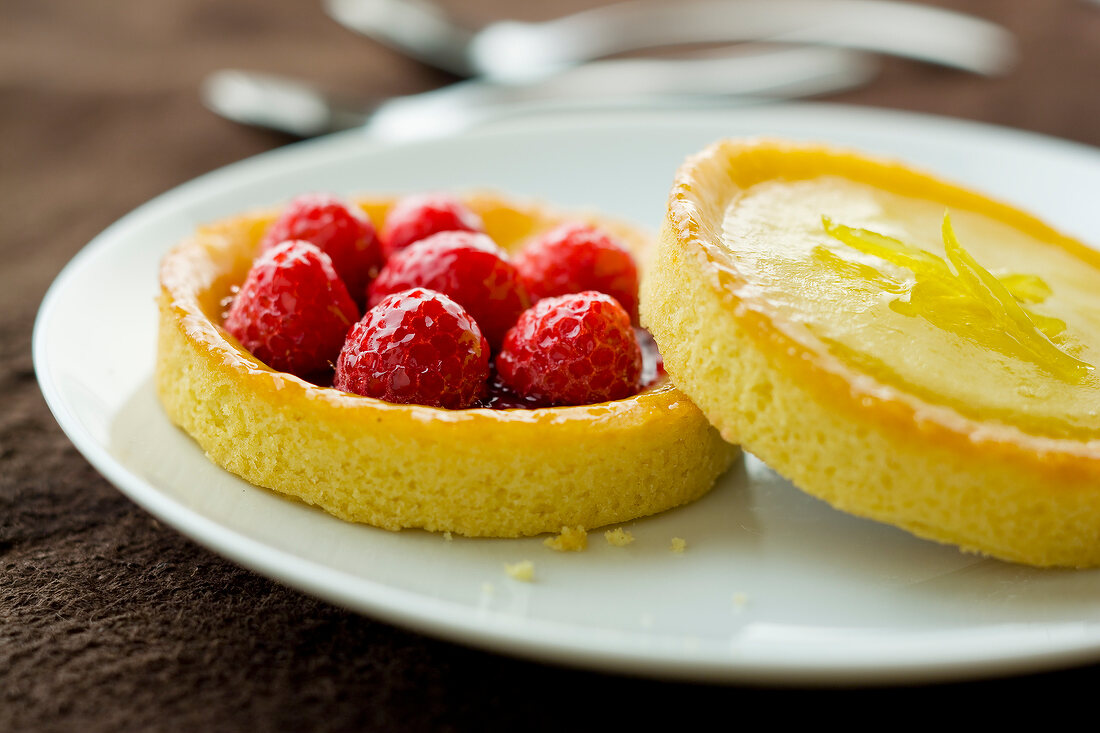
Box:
[642, 139, 1100, 567]
[157, 192, 737, 537]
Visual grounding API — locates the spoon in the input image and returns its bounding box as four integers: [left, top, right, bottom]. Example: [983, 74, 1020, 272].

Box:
[325, 0, 1016, 80]
[203, 45, 877, 139]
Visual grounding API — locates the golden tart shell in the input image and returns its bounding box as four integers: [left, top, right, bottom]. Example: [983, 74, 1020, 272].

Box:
[157, 192, 738, 538]
[641, 139, 1100, 567]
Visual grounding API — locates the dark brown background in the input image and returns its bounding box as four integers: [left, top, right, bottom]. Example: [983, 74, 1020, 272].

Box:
[3, 1, 1100, 730]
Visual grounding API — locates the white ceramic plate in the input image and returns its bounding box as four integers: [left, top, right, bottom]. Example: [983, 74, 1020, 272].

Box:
[35, 104, 1100, 686]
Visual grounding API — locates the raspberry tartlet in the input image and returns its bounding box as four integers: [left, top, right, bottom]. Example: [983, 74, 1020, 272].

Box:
[643, 139, 1100, 567]
[157, 192, 737, 537]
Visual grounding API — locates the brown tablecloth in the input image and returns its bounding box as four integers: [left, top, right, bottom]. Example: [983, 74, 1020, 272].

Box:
[4, 0, 1100, 729]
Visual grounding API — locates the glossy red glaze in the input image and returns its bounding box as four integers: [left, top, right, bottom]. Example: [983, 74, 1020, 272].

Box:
[224, 240, 359, 378]
[334, 287, 490, 409]
[380, 193, 484, 259]
[495, 291, 642, 407]
[368, 230, 529, 351]
[260, 193, 383, 301]
[513, 222, 640, 322]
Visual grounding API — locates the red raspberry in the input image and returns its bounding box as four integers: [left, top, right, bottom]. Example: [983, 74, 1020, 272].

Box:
[334, 288, 490, 409]
[381, 193, 484, 259]
[224, 240, 360, 379]
[496, 291, 642, 407]
[260, 193, 383, 299]
[513, 222, 640, 322]
[367, 230, 529, 350]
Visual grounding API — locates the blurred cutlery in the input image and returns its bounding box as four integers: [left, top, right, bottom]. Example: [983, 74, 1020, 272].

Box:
[325, 0, 1015, 80]
[202, 45, 876, 140]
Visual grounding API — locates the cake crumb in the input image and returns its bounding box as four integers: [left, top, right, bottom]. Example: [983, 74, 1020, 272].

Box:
[604, 528, 635, 546]
[543, 526, 588, 552]
[442, 531, 453, 542]
[504, 560, 535, 582]
[732, 592, 749, 610]
[669, 537, 687, 553]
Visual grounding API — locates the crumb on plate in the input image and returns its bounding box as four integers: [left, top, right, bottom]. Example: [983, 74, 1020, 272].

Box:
[543, 525, 588, 552]
[504, 560, 535, 582]
[604, 527, 635, 546]
[670, 537, 687, 553]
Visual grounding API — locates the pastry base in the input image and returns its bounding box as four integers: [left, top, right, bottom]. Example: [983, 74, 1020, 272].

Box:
[157, 193, 738, 537]
[642, 140, 1100, 567]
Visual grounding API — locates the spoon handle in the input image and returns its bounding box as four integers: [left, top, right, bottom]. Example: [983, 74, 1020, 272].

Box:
[482, 0, 1013, 77]
[203, 46, 877, 140]
[325, 0, 477, 76]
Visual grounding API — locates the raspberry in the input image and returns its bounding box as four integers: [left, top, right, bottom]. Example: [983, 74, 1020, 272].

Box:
[381, 193, 484, 259]
[260, 193, 383, 299]
[224, 240, 360, 379]
[368, 230, 529, 350]
[334, 288, 490, 409]
[513, 222, 640, 322]
[496, 291, 642, 407]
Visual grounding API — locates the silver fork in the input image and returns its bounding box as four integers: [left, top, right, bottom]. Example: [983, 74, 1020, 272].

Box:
[325, 0, 1016, 79]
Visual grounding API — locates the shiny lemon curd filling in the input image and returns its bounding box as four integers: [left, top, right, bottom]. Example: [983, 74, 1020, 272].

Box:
[719, 176, 1100, 439]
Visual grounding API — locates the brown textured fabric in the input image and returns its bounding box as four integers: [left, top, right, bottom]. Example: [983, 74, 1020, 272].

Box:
[3, 0, 1100, 730]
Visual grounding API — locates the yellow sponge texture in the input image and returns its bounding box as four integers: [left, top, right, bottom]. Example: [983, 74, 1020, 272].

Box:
[157, 192, 737, 537]
[642, 139, 1100, 567]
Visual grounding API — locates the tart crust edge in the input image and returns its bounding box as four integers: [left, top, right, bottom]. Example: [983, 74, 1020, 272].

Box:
[156, 193, 739, 538]
[642, 139, 1100, 567]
